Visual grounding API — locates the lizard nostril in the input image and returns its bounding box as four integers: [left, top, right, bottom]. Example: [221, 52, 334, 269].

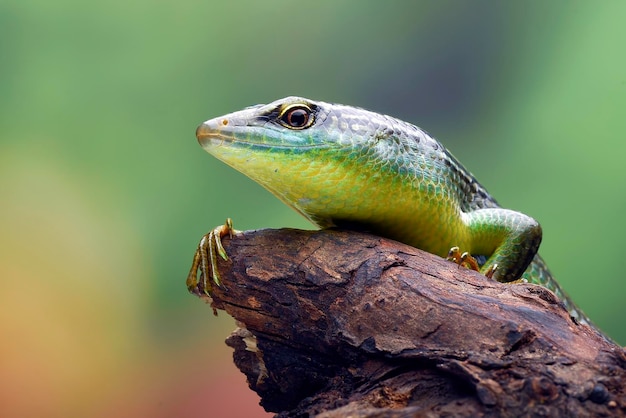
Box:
[221, 119, 229, 126]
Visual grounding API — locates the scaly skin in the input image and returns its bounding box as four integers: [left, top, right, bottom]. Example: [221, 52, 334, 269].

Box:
[191, 96, 595, 329]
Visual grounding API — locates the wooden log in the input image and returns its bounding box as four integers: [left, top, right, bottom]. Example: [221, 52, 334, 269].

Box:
[193, 228, 626, 417]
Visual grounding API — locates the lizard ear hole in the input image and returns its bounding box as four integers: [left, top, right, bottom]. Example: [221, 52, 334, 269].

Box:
[278, 105, 314, 130]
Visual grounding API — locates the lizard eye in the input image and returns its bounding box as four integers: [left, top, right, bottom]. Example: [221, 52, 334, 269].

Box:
[278, 105, 314, 130]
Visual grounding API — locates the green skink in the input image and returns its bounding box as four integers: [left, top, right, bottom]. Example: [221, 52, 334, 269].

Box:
[188, 96, 600, 334]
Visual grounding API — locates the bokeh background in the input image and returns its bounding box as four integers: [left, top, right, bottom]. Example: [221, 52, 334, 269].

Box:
[1, 1, 625, 416]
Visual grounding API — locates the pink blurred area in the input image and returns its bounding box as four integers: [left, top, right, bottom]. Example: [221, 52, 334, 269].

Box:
[0, 151, 270, 418]
[92, 344, 271, 418]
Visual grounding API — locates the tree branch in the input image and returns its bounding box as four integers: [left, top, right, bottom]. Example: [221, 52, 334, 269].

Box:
[194, 228, 626, 417]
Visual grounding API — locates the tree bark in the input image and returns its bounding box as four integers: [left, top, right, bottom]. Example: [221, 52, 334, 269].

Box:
[193, 228, 626, 417]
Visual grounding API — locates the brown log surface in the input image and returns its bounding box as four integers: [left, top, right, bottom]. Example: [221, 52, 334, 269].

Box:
[195, 228, 626, 417]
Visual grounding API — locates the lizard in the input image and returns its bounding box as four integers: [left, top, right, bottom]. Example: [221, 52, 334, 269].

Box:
[186, 96, 598, 332]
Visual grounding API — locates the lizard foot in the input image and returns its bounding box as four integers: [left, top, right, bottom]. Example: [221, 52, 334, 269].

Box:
[447, 246, 498, 279]
[186, 218, 239, 297]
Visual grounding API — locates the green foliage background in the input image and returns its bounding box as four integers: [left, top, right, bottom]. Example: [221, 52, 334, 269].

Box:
[1, 1, 624, 416]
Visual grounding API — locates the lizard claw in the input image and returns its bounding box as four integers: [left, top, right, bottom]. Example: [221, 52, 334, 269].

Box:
[186, 218, 239, 297]
[447, 246, 479, 271]
[484, 263, 498, 279]
[447, 246, 497, 278]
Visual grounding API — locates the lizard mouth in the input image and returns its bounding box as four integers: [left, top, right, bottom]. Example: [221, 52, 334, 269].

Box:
[196, 121, 251, 150]
[196, 123, 264, 149]
[196, 120, 335, 151]
[196, 120, 224, 145]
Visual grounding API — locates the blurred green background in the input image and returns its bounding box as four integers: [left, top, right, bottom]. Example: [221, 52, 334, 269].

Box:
[1, 1, 624, 416]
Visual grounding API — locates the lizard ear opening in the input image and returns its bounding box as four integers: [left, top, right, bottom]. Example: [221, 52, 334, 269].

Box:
[278, 104, 315, 130]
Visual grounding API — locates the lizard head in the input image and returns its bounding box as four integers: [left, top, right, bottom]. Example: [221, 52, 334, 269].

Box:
[196, 96, 446, 229]
[196, 96, 328, 152]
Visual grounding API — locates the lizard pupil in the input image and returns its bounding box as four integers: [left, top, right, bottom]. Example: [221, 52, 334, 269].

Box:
[282, 107, 311, 129]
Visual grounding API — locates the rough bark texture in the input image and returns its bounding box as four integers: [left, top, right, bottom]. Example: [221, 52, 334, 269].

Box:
[194, 228, 626, 417]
